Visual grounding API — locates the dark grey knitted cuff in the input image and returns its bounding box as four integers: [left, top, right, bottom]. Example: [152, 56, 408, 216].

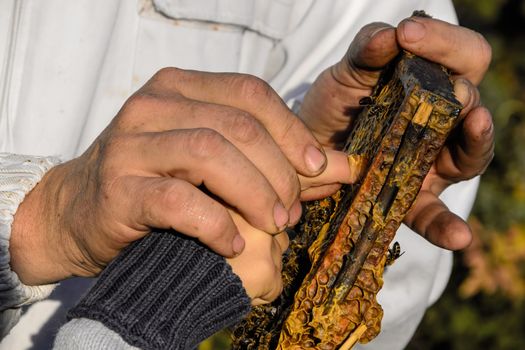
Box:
[68, 231, 251, 350]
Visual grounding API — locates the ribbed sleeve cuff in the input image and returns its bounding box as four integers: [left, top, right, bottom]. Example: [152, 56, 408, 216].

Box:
[68, 231, 251, 350]
[0, 153, 60, 307]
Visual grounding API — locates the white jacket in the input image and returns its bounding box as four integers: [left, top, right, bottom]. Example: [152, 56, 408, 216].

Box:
[0, 0, 478, 349]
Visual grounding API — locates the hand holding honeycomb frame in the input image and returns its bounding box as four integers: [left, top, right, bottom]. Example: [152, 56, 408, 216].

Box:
[232, 50, 462, 350]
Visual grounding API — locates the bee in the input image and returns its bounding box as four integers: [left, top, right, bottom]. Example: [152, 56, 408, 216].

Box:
[386, 241, 404, 266]
[359, 96, 374, 106]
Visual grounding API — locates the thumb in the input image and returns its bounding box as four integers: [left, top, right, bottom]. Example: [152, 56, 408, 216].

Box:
[333, 23, 398, 88]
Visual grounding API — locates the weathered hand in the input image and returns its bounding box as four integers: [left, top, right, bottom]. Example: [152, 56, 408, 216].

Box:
[10, 68, 353, 285]
[299, 16, 494, 250]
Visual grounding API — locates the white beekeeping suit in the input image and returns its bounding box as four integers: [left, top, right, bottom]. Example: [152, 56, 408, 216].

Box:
[0, 0, 477, 349]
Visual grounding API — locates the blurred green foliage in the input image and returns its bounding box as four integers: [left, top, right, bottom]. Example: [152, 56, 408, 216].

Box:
[462, 0, 525, 231]
[201, 1, 525, 349]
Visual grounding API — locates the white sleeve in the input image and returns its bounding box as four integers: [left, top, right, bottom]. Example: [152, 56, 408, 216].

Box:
[0, 153, 61, 338]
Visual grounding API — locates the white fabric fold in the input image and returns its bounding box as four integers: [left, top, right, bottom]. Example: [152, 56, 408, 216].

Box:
[0, 153, 60, 337]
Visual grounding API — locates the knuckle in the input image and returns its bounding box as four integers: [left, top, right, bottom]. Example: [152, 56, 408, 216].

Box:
[152, 67, 181, 83]
[228, 111, 265, 145]
[160, 182, 186, 211]
[97, 135, 130, 173]
[474, 31, 492, 71]
[191, 202, 233, 245]
[184, 128, 228, 160]
[144, 181, 184, 223]
[125, 91, 159, 110]
[279, 113, 301, 141]
[205, 215, 233, 243]
[148, 181, 231, 236]
[277, 171, 301, 206]
[117, 92, 162, 127]
[236, 74, 274, 104]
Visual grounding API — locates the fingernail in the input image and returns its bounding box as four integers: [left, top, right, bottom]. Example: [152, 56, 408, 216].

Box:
[453, 78, 471, 108]
[402, 19, 426, 43]
[482, 122, 493, 136]
[274, 201, 289, 230]
[370, 26, 392, 39]
[289, 199, 302, 225]
[232, 234, 245, 256]
[305, 145, 326, 173]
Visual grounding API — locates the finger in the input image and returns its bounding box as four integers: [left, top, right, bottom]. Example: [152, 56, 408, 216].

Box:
[298, 24, 398, 149]
[333, 23, 397, 89]
[149, 68, 329, 176]
[122, 129, 290, 234]
[298, 150, 366, 201]
[125, 176, 244, 257]
[300, 183, 342, 201]
[434, 106, 495, 181]
[299, 151, 366, 189]
[117, 94, 301, 208]
[404, 190, 472, 250]
[149, 97, 301, 209]
[453, 78, 481, 116]
[229, 212, 285, 305]
[254, 234, 287, 304]
[347, 23, 398, 72]
[397, 16, 492, 85]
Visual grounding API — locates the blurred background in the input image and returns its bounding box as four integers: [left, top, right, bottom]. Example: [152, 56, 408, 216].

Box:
[201, 0, 525, 348]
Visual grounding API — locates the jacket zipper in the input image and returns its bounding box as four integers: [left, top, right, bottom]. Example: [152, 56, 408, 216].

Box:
[0, 0, 23, 151]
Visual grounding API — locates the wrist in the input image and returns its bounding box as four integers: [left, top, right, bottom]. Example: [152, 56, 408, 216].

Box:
[11, 160, 108, 284]
[10, 165, 74, 285]
[0, 153, 65, 288]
